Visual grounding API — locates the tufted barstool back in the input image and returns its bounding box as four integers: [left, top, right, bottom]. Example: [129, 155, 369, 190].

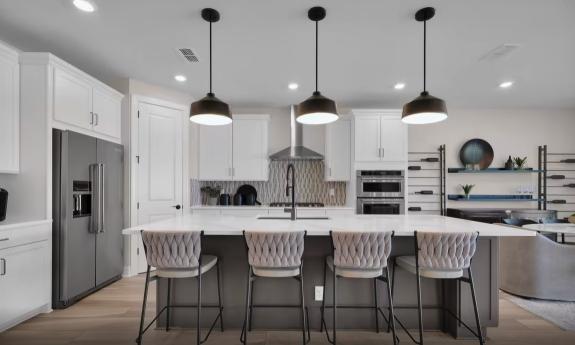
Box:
[331, 231, 393, 270]
[416, 231, 479, 270]
[141, 231, 202, 269]
[244, 231, 305, 268]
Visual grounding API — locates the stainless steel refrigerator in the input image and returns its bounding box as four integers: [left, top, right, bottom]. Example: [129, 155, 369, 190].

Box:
[52, 129, 124, 308]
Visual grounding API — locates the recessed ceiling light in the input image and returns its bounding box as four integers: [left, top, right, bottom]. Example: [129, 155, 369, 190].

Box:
[174, 75, 187, 82]
[394, 82, 406, 90]
[288, 83, 299, 90]
[499, 81, 514, 89]
[73, 0, 96, 13]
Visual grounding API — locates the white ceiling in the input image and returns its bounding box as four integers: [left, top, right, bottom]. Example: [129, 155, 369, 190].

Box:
[0, 0, 574, 109]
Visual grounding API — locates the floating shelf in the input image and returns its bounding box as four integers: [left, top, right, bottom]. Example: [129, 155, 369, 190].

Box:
[448, 194, 540, 202]
[448, 168, 543, 174]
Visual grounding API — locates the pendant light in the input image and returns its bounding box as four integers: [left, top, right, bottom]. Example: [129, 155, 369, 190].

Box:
[296, 6, 339, 125]
[402, 7, 447, 125]
[190, 8, 232, 126]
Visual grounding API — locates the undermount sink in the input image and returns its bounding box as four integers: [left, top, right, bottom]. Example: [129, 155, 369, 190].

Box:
[257, 216, 330, 220]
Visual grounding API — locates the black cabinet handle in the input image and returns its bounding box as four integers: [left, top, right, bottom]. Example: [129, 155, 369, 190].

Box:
[549, 200, 567, 204]
[408, 207, 422, 211]
[415, 190, 434, 195]
[172, 205, 182, 210]
[408, 166, 422, 170]
[421, 157, 439, 162]
[549, 175, 565, 180]
[564, 184, 575, 188]
[560, 159, 575, 163]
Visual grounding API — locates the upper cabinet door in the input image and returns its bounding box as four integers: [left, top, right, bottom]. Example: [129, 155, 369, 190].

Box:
[198, 124, 233, 181]
[380, 114, 407, 162]
[0, 46, 19, 173]
[354, 115, 381, 162]
[325, 118, 351, 181]
[92, 87, 121, 139]
[53, 68, 93, 130]
[232, 116, 269, 181]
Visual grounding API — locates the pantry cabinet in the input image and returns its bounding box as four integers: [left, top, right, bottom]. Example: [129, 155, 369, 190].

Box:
[0, 42, 20, 173]
[198, 114, 269, 181]
[353, 110, 407, 163]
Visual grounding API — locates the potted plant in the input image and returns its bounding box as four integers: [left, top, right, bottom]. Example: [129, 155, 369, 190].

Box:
[569, 213, 575, 224]
[460, 184, 475, 200]
[513, 156, 528, 170]
[208, 186, 221, 206]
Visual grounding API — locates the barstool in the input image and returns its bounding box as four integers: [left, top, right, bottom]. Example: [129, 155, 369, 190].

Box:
[392, 231, 484, 345]
[321, 231, 397, 345]
[137, 230, 224, 345]
[241, 230, 310, 345]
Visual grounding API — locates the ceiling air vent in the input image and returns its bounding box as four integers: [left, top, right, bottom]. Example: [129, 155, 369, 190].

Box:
[177, 48, 199, 63]
[479, 44, 520, 61]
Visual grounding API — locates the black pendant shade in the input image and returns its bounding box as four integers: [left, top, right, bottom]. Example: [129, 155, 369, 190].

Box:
[402, 7, 448, 125]
[296, 6, 338, 125]
[190, 8, 232, 126]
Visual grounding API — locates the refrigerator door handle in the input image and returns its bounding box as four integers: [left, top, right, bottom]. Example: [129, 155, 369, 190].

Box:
[89, 164, 100, 233]
[99, 164, 105, 233]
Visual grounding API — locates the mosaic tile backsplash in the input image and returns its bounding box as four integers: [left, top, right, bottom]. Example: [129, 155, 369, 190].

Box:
[191, 161, 347, 206]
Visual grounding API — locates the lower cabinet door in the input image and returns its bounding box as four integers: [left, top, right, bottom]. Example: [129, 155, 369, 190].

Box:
[0, 241, 51, 331]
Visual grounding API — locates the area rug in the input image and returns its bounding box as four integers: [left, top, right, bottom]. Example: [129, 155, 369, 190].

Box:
[506, 294, 575, 331]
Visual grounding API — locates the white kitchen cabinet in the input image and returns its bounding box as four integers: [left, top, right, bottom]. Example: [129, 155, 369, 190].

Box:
[325, 118, 351, 181]
[353, 110, 407, 163]
[92, 87, 122, 139]
[233, 115, 269, 181]
[198, 124, 233, 180]
[0, 220, 51, 332]
[53, 68, 93, 130]
[0, 42, 20, 173]
[198, 114, 269, 181]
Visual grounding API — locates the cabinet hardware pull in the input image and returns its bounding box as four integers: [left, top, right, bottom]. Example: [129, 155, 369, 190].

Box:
[382, 148, 384, 157]
[94, 113, 99, 126]
[0, 258, 6, 276]
[0, 238, 8, 242]
[90, 112, 94, 125]
[171, 205, 182, 210]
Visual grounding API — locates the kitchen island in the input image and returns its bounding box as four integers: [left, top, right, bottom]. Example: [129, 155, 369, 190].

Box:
[123, 214, 532, 339]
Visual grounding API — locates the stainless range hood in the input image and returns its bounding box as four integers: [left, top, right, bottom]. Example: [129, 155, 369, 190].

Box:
[269, 105, 323, 161]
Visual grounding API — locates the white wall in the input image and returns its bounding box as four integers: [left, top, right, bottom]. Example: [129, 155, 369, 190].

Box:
[408, 108, 575, 211]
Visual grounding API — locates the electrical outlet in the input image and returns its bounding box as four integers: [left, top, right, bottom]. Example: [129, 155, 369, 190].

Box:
[315, 286, 324, 301]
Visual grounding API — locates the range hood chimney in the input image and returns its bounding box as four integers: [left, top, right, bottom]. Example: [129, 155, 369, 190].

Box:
[269, 105, 323, 161]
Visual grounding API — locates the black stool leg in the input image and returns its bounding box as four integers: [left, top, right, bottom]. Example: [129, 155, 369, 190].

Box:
[387, 258, 396, 333]
[166, 278, 172, 332]
[299, 268, 307, 345]
[415, 266, 424, 345]
[320, 259, 327, 333]
[333, 268, 337, 345]
[216, 260, 224, 332]
[248, 273, 255, 331]
[374, 278, 380, 333]
[241, 267, 253, 345]
[385, 267, 398, 345]
[197, 260, 202, 345]
[136, 265, 151, 345]
[468, 267, 485, 345]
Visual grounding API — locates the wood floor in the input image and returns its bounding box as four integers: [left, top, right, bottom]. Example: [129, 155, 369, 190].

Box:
[1, 275, 574, 345]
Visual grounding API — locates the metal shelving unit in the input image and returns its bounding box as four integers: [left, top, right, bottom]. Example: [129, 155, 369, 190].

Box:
[407, 145, 446, 215]
[542, 146, 575, 220]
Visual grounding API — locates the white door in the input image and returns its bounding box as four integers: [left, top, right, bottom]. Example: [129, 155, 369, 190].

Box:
[136, 101, 185, 272]
[380, 115, 407, 162]
[92, 87, 121, 139]
[325, 118, 351, 181]
[0, 52, 19, 173]
[198, 124, 233, 180]
[354, 115, 381, 162]
[53, 68, 93, 130]
[233, 116, 269, 181]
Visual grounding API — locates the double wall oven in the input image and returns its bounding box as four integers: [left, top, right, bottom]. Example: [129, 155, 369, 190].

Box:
[356, 170, 405, 215]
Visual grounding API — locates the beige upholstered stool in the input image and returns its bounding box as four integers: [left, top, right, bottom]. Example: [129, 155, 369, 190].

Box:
[321, 231, 397, 345]
[393, 231, 484, 345]
[241, 230, 310, 345]
[137, 231, 223, 345]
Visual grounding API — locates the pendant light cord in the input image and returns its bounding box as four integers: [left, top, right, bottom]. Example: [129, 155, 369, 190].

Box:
[315, 20, 319, 93]
[209, 21, 213, 94]
[423, 19, 427, 92]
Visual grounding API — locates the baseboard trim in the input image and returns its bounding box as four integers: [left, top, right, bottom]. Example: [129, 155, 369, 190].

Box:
[0, 302, 51, 333]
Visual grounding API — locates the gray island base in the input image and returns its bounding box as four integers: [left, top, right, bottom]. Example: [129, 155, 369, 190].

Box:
[153, 235, 498, 339]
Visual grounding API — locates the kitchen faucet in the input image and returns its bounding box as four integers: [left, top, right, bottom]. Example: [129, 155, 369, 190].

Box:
[285, 163, 297, 220]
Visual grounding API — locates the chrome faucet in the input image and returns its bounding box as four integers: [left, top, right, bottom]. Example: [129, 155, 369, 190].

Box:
[285, 163, 297, 220]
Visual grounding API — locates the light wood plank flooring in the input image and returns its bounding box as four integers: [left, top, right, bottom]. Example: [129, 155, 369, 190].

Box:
[0, 275, 574, 345]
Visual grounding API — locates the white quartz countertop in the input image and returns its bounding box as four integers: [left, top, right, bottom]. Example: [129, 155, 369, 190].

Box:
[190, 205, 354, 210]
[123, 214, 534, 237]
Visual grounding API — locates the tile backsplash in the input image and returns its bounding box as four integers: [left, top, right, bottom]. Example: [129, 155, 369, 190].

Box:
[191, 161, 347, 206]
